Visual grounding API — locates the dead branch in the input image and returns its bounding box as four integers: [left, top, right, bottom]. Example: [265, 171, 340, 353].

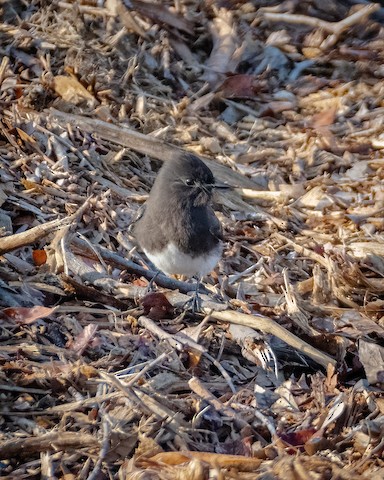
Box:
[262, 4, 380, 49]
[42, 109, 258, 189]
[0, 198, 91, 255]
[262, 4, 379, 34]
[0, 216, 71, 255]
[188, 376, 247, 426]
[0, 432, 99, 459]
[71, 237, 209, 295]
[146, 450, 263, 471]
[206, 309, 336, 369]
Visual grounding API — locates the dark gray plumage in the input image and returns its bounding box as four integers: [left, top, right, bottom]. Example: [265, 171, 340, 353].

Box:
[132, 153, 225, 281]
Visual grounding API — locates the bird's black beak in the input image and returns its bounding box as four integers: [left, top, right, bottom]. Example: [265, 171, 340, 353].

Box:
[213, 182, 233, 189]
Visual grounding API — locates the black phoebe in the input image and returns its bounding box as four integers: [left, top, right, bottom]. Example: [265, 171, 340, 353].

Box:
[132, 153, 227, 310]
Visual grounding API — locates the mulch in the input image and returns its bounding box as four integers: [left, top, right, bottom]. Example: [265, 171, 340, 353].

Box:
[0, 0, 383, 478]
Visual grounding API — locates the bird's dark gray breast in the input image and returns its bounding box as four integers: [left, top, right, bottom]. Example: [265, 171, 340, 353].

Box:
[133, 198, 222, 257]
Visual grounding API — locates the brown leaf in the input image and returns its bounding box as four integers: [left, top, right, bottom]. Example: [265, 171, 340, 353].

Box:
[52, 75, 97, 107]
[140, 292, 174, 320]
[32, 249, 47, 266]
[219, 74, 266, 98]
[1, 306, 56, 324]
[280, 428, 317, 448]
[187, 349, 202, 369]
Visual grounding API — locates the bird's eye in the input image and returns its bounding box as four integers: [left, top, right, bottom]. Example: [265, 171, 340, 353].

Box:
[185, 178, 194, 186]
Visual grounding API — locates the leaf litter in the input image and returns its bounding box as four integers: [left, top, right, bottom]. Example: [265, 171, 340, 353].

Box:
[0, 0, 383, 478]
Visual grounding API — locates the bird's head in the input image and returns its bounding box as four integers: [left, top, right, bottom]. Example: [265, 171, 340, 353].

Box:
[159, 153, 228, 207]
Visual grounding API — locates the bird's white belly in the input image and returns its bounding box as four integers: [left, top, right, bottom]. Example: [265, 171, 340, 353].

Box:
[144, 242, 222, 278]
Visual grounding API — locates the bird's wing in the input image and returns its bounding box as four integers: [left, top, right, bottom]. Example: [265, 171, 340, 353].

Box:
[209, 209, 224, 241]
[128, 204, 146, 235]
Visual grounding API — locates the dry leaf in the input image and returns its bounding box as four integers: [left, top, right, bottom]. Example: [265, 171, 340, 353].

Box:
[219, 74, 266, 98]
[140, 292, 174, 320]
[32, 249, 47, 266]
[52, 75, 97, 107]
[1, 306, 56, 324]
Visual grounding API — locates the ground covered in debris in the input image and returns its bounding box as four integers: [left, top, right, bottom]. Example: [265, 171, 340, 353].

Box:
[0, 0, 383, 478]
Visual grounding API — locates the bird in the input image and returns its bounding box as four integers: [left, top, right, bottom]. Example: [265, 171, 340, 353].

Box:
[132, 153, 228, 311]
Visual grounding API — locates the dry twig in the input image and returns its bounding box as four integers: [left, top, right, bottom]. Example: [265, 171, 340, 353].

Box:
[262, 4, 380, 49]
